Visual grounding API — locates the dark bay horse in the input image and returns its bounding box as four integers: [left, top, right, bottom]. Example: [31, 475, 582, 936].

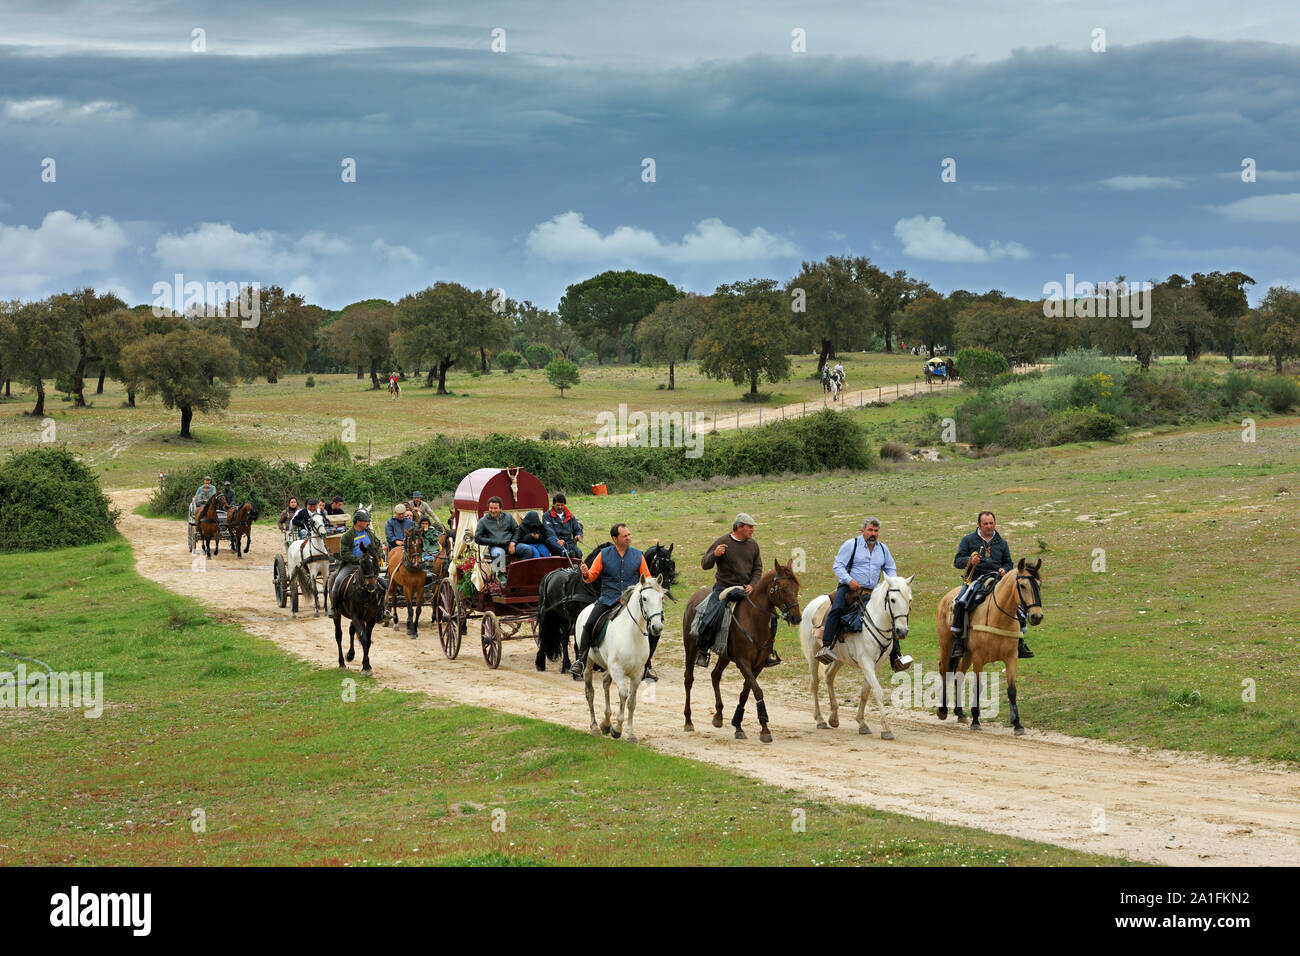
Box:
[682, 560, 802, 742]
[333, 551, 386, 674]
[535, 542, 678, 673]
[224, 502, 258, 557]
[195, 493, 227, 557]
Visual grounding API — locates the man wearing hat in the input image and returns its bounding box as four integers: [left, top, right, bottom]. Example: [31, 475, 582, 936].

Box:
[291, 498, 321, 539]
[385, 503, 417, 551]
[694, 513, 781, 669]
[408, 492, 446, 536]
[221, 479, 237, 509]
[330, 509, 384, 605]
[815, 516, 912, 671]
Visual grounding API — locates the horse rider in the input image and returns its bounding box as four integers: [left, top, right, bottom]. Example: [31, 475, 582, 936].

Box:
[385, 503, 417, 551]
[329, 509, 384, 605]
[833, 361, 845, 384]
[291, 498, 321, 539]
[324, 495, 346, 517]
[513, 511, 550, 559]
[474, 496, 520, 577]
[277, 496, 300, 533]
[542, 492, 584, 558]
[409, 492, 446, 535]
[815, 517, 911, 671]
[949, 510, 1034, 659]
[694, 513, 781, 669]
[569, 522, 652, 678]
[192, 476, 217, 512]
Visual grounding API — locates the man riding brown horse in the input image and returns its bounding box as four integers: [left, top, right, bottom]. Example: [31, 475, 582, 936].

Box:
[693, 513, 781, 669]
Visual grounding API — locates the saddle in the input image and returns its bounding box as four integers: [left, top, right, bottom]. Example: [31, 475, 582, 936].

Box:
[811, 594, 867, 644]
[691, 588, 744, 655]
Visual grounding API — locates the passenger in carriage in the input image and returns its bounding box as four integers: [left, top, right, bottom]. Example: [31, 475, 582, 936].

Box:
[324, 495, 346, 517]
[473, 496, 520, 576]
[192, 476, 217, 511]
[408, 492, 446, 536]
[385, 503, 417, 551]
[513, 511, 550, 559]
[542, 493, 584, 558]
[417, 516, 441, 564]
[277, 496, 300, 533]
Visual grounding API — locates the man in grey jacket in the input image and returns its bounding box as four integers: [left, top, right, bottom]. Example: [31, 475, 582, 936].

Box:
[474, 496, 520, 575]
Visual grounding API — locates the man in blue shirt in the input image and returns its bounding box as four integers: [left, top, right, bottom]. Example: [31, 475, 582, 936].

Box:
[815, 517, 911, 672]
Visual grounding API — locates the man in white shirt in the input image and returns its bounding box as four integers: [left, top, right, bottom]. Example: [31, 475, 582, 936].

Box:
[815, 517, 910, 671]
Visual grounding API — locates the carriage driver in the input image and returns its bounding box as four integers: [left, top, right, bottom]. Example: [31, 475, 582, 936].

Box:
[221, 479, 237, 509]
[291, 498, 321, 538]
[192, 476, 217, 512]
[385, 503, 417, 551]
[569, 523, 652, 678]
[329, 510, 384, 604]
[409, 492, 446, 536]
[815, 517, 911, 671]
[948, 511, 1034, 659]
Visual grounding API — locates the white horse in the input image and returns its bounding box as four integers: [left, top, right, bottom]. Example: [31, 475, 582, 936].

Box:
[576, 576, 667, 743]
[829, 372, 843, 402]
[286, 510, 332, 617]
[799, 573, 914, 739]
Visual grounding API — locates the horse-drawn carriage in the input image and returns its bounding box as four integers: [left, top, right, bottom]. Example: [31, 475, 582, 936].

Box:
[272, 511, 345, 616]
[923, 356, 956, 384]
[440, 467, 578, 668]
[187, 499, 226, 553]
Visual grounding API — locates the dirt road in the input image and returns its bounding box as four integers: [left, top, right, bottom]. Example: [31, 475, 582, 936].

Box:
[115, 489, 1300, 865]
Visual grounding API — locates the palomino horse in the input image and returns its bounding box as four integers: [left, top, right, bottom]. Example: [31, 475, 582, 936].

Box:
[224, 501, 258, 557]
[799, 574, 914, 739]
[936, 557, 1043, 734]
[576, 576, 667, 742]
[385, 526, 449, 638]
[286, 510, 331, 617]
[195, 493, 227, 557]
[332, 551, 386, 673]
[682, 560, 802, 742]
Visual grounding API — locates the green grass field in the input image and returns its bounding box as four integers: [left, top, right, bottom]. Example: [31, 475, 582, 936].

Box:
[0, 539, 1116, 866]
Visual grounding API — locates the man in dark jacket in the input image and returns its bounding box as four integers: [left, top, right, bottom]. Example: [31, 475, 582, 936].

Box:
[949, 511, 1033, 659]
[513, 511, 549, 559]
[542, 493, 583, 557]
[291, 498, 321, 538]
[694, 513, 780, 669]
[328, 509, 384, 605]
[474, 496, 520, 575]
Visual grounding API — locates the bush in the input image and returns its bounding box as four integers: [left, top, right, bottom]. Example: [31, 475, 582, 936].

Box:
[305, 376, 316, 388]
[1257, 376, 1300, 412]
[525, 344, 556, 370]
[497, 351, 523, 374]
[540, 427, 570, 440]
[1041, 406, 1125, 444]
[880, 441, 908, 460]
[545, 358, 580, 397]
[967, 404, 1010, 448]
[0, 447, 119, 552]
[311, 437, 351, 467]
[1049, 348, 1128, 383]
[955, 348, 1009, 389]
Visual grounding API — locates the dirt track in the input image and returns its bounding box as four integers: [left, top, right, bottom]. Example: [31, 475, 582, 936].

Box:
[115, 489, 1300, 866]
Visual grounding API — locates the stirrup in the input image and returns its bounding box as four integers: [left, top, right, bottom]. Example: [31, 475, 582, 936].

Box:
[764, 649, 782, 667]
[695, 650, 710, 667]
[891, 654, 913, 673]
[815, 644, 837, 664]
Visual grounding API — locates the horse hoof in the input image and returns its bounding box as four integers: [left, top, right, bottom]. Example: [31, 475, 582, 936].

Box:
[858, 726, 872, 735]
[589, 725, 600, 736]
[625, 735, 637, 744]
[610, 728, 621, 739]
[684, 722, 694, 732]
[816, 721, 829, 730]
[937, 708, 948, 721]
[828, 716, 840, 729]
[711, 715, 724, 728]
[346, 651, 355, 662]
[535, 662, 545, 672]
[734, 729, 746, 740]
[337, 663, 346, 670]
[759, 732, 772, 743]
[600, 724, 611, 736]
[880, 731, 894, 741]
[970, 722, 982, 731]
[1014, 725, 1026, 736]
[957, 715, 967, 725]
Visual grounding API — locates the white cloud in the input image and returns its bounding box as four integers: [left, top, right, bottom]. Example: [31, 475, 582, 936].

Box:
[153, 222, 358, 274]
[1100, 175, 1187, 190]
[525, 211, 797, 263]
[0, 211, 129, 282]
[371, 238, 420, 267]
[2, 97, 133, 122]
[1209, 192, 1300, 222]
[893, 215, 1029, 263]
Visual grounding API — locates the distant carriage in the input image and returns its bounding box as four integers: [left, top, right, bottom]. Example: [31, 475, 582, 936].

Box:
[441, 467, 578, 668]
[923, 357, 956, 384]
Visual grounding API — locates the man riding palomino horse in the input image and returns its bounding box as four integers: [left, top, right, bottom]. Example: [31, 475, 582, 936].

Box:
[693, 513, 781, 669]
[815, 517, 912, 672]
[948, 511, 1035, 661]
[569, 523, 653, 678]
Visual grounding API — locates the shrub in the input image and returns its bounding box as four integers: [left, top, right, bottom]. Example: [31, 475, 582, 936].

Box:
[311, 437, 351, 467]
[880, 441, 908, 460]
[955, 348, 1009, 389]
[1042, 406, 1125, 444]
[1257, 376, 1300, 412]
[967, 403, 1010, 448]
[539, 427, 570, 440]
[0, 447, 119, 552]
[525, 344, 556, 370]
[497, 351, 523, 374]
[1049, 348, 1128, 383]
[305, 376, 316, 388]
[545, 358, 580, 397]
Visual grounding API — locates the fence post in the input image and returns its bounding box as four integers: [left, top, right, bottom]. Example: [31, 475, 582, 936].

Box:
[736, 410, 740, 430]
[759, 407, 763, 426]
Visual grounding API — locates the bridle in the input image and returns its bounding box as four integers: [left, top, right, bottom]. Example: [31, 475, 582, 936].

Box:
[857, 585, 910, 652]
[991, 571, 1042, 623]
[298, 513, 331, 565]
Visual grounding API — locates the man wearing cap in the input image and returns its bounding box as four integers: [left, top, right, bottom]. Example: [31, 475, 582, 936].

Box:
[330, 509, 384, 605]
[409, 492, 446, 536]
[221, 479, 237, 509]
[695, 514, 781, 669]
[292, 498, 321, 539]
[385, 503, 417, 551]
[569, 522, 652, 678]
[815, 517, 911, 670]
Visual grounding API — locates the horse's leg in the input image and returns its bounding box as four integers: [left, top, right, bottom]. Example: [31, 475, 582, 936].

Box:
[683, 633, 696, 732]
[954, 667, 966, 723]
[1007, 655, 1024, 735]
[334, 612, 345, 669]
[360, 620, 373, 674]
[732, 679, 750, 740]
[346, 620, 356, 663]
[810, 655, 828, 729]
[969, 664, 982, 730]
[584, 666, 600, 735]
[710, 655, 727, 729]
[412, 587, 423, 639]
[624, 670, 640, 743]
[600, 670, 613, 736]
[825, 660, 842, 728]
[405, 589, 415, 637]
[861, 648, 894, 740]
[611, 670, 629, 740]
[736, 658, 772, 743]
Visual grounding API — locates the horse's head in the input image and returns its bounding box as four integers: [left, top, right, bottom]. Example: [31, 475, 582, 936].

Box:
[310, 511, 329, 537]
[634, 576, 667, 640]
[769, 559, 802, 625]
[359, 552, 382, 593]
[646, 543, 678, 591]
[402, 527, 424, 571]
[878, 573, 915, 639]
[1016, 558, 1044, 626]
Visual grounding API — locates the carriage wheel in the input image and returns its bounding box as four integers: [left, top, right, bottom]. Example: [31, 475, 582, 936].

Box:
[289, 569, 300, 614]
[437, 581, 461, 659]
[481, 611, 501, 669]
[272, 555, 288, 608]
[187, 522, 196, 553]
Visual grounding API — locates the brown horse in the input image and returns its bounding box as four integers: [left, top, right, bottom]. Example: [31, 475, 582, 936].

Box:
[386, 527, 449, 638]
[195, 493, 227, 557]
[224, 502, 258, 557]
[936, 557, 1043, 734]
[682, 560, 802, 743]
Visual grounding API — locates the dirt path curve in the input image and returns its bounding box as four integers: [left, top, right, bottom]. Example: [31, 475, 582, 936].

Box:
[114, 489, 1300, 865]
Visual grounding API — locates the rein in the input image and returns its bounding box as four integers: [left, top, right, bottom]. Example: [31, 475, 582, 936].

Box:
[979, 571, 1041, 638]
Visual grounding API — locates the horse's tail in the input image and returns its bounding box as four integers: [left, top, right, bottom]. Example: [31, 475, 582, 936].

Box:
[799, 594, 830, 664]
[536, 573, 570, 662]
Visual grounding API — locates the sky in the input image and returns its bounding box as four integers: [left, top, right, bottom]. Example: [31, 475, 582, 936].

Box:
[2, 1, 1298, 311]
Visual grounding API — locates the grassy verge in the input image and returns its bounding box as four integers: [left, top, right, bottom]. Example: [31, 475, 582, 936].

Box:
[0, 539, 1117, 866]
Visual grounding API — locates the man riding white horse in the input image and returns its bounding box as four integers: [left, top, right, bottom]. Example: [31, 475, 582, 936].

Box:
[949, 510, 1034, 660]
[815, 517, 912, 671]
[569, 523, 652, 678]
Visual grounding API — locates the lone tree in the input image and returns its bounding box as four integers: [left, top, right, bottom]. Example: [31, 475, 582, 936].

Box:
[121, 328, 239, 438]
[558, 270, 679, 364]
[330, 299, 396, 388]
[636, 293, 710, 389]
[0, 299, 79, 416]
[1238, 286, 1300, 373]
[49, 288, 127, 406]
[697, 278, 793, 398]
[788, 256, 870, 374]
[393, 282, 493, 394]
[545, 357, 580, 397]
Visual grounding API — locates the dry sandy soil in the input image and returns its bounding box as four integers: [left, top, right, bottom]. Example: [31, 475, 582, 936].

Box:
[115, 489, 1300, 866]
